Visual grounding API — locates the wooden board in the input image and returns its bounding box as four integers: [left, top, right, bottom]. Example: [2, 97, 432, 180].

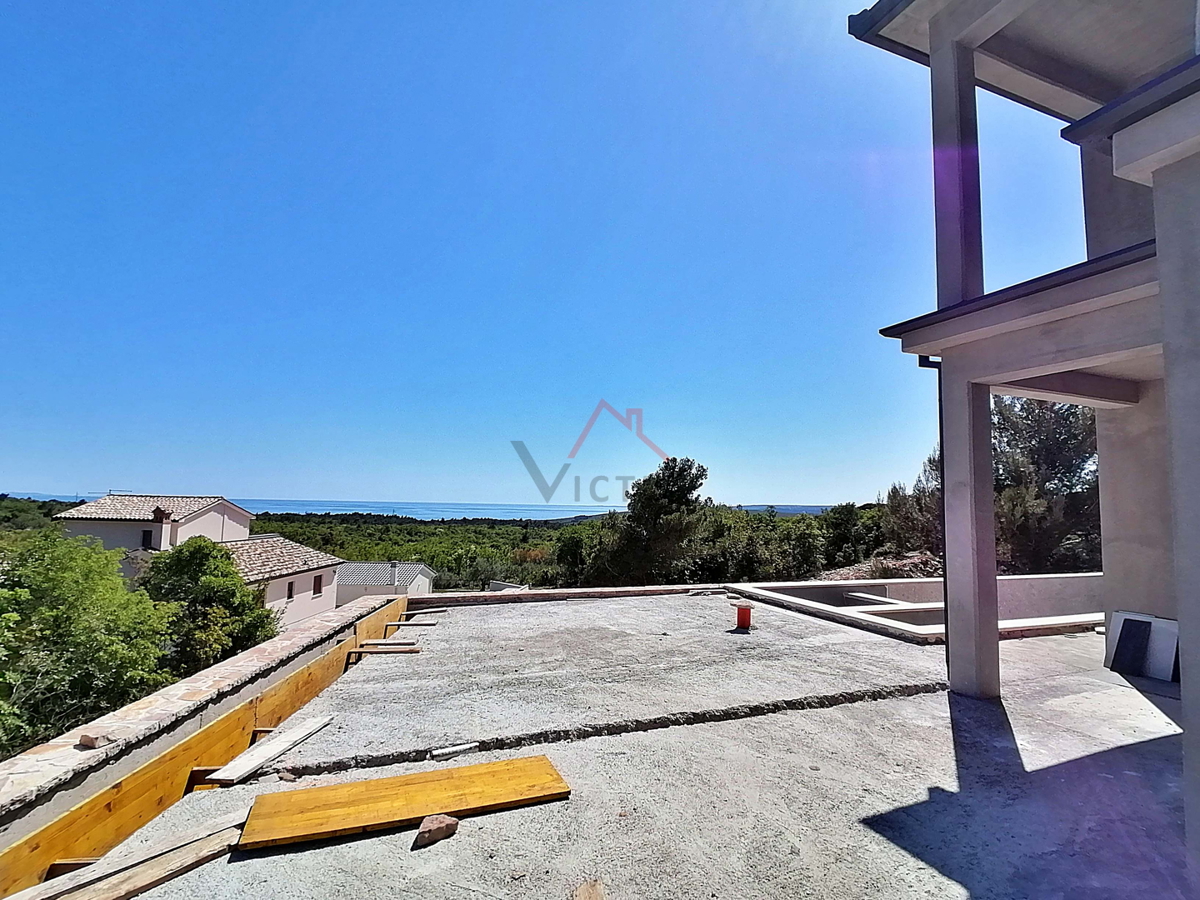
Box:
[238, 755, 570, 850]
[69, 827, 241, 900]
[353, 597, 408, 643]
[206, 717, 333, 786]
[358, 639, 418, 647]
[0, 702, 255, 896]
[7, 807, 250, 900]
[252, 637, 355, 729]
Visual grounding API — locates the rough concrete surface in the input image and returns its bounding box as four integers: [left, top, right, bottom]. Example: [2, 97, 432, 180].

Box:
[109, 596, 1185, 899]
[270, 594, 947, 772]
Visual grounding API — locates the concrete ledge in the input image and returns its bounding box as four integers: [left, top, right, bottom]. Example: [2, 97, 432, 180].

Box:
[411, 584, 724, 608]
[0, 593, 400, 840]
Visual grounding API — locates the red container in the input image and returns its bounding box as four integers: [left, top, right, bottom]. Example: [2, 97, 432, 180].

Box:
[735, 605, 752, 629]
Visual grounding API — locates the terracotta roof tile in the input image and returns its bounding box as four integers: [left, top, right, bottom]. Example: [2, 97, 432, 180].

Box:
[54, 494, 232, 522]
[221, 535, 343, 583]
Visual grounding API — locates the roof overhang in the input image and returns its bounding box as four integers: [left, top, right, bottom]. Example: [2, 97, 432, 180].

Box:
[880, 241, 1158, 358]
[850, 0, 1195, 123]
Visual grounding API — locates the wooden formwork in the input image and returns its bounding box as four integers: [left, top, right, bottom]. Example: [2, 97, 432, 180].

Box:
[0, 596, 408, 897]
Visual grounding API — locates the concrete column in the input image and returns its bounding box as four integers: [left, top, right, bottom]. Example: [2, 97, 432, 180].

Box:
[1152, 151, 1200, 871]
[930, 37, 984, 308]
[1096, 381, 1175, 632]
[941, 362, 1001, 698]
[1080, 137, 1157, 258]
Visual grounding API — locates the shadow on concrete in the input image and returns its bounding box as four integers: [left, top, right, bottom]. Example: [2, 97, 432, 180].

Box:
[863, 693, 1190, 899]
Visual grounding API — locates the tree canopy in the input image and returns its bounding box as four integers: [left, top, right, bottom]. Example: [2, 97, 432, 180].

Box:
[140, 537, 278, 677]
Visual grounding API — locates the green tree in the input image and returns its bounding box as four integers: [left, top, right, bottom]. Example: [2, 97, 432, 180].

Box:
[141, 537, 278, 677]
[992, 396, 1099, 573]
[880, 397, 1099, 575]
[0, 530, 171, 757]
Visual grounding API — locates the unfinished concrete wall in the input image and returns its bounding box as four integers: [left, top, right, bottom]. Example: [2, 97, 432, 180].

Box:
[1096, 379, 1176, 625]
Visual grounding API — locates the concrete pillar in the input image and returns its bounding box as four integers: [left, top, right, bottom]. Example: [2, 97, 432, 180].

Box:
[1096, 381, 1175, 631]
[1151, 150, 1200, 871]
[941, 362, 1001, 698]
[1080, 137, 1157, 258]
[929, 37, 984, 308]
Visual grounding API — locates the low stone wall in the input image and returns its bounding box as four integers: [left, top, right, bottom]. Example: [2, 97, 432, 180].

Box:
[0, 593, 399, 849]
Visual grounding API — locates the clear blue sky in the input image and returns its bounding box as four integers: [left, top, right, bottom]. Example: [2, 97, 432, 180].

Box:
[1, 1, 1086, 507]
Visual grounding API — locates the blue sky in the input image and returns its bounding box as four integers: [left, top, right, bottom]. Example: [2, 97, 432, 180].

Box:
[1, 1, 1086, 507]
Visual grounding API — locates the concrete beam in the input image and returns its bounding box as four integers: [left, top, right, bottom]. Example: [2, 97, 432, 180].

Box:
[1114, 90, 1200, 186]
[994, 372, 1142, 408]
[929, 0, 1043, 50]
[930, 37, 984, 308]
[935, 295, 1163, 385]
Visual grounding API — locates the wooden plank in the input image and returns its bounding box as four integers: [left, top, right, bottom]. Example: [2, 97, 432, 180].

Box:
[253, 637, 355, 728]
[0, 702, 255, 896]
[239, 755, 570, 850]
[206, 717, 333, 786]
[7, 808, 250, 900]
[358, 638, 418, 647]
[69, 827, 241, 900]
[353, 597, 407, 643]
[44, 861, 98, 880]
[573, 880, 607, 900]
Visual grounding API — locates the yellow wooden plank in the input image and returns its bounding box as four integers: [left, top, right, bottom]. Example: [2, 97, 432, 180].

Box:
[238, 755, 570, 850]
[0, 701, 254, 896]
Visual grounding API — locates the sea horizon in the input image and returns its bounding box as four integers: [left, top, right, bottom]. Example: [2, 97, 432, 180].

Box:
[12, 491, 831, 522]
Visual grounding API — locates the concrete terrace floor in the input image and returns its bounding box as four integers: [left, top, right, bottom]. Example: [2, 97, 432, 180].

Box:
[126, 593, 1185, 899]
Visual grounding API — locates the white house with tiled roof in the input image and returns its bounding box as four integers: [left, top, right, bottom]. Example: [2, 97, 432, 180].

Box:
[55, 494, 253, 552]
[54, 494, 344, 628]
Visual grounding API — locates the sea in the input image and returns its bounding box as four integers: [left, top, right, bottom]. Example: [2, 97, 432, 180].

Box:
[16, 492, 829, 522]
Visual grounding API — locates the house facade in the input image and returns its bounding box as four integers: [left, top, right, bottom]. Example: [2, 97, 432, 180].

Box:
[55, 494, 253, 552]
[852, 0, 1200, 868]
[54, 494, 343, 628]
[335, 561, 435, 606]
[221, 535, 343, 628]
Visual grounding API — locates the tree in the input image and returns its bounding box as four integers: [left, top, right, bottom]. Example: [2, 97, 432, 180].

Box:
[0, 530, 172, 757]
[141, 537, 278, 677]
[991, 396, 1099, 573]
[880, 397, 1100, 575]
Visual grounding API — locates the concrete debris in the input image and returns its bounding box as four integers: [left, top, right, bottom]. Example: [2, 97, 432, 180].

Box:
[413, 814, 459, 848]
[430, 742, 480, 761]
[574, 879, 606, 899]
[77, 733, 117, 749]
[277, 771, 297, 782]
[257, 774, 280, 784]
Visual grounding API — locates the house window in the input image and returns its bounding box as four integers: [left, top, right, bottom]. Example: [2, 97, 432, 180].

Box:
[286, 581, 295, 600]
[141, 530, 153, 550]
[313, 574, 323, 597]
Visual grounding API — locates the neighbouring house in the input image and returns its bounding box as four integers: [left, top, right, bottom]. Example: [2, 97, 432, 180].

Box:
[335, 561, 436, 606]
[53, 494, 343, 628]
[55, 494, 253, 552]
[851, 0, 1200, 871]
[221, 534, 343, 628]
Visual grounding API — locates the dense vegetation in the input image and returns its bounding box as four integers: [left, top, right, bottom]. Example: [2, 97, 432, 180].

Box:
[0, 522, 277, 758]
[258, 397, 1100, 589]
